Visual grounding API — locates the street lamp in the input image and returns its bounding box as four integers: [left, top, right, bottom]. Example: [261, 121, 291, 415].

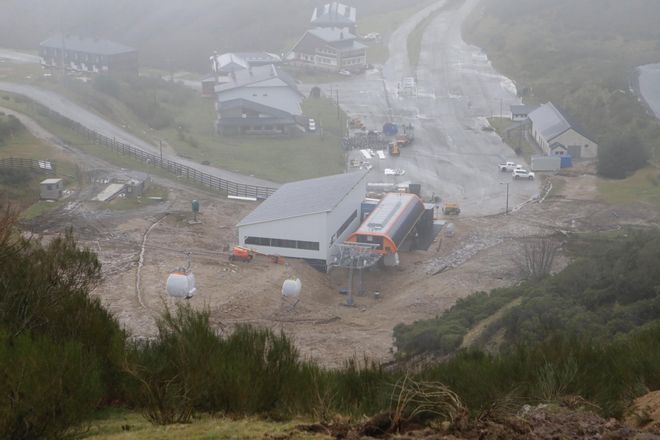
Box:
[500, 182, 510, 215]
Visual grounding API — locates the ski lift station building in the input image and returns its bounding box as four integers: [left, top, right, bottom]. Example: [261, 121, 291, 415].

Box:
[237, 171, 368, 267]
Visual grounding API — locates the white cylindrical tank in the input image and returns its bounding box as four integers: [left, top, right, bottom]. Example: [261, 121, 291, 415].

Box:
[166, 272, 197, 299]
[281, 278, 302, 298]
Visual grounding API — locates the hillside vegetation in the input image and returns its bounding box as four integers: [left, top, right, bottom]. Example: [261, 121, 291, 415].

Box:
[464, 0, 660, 178]
[2, 210, 660, 438]
[394, 230, 660, 360]
[0, 0, 427, 71]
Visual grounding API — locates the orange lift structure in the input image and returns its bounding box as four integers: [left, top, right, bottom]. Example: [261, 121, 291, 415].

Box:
[346, 192, 425, 255]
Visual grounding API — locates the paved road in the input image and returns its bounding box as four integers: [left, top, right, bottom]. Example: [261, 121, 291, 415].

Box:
[638, 63, 660, 120]
[0, 48, 41, 65]
[316, 0, 539, 216]
[0, 81, 277, 189]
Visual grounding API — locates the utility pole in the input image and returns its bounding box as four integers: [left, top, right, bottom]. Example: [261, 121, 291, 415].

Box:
[500, 182, 510, 215]
[336, 88, 340, 120]
[159, 140, 163, 166]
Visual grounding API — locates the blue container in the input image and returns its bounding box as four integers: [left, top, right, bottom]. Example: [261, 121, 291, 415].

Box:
[560, 155, 572, 169]
[382, 122, 398, 136]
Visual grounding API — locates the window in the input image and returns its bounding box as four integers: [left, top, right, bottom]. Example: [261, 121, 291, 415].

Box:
[244, 236, 319, 251]
[245, 236, 270, 246]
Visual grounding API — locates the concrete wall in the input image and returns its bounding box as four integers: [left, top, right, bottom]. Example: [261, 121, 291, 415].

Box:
[552, 129, 598, 159]
[239, 212, 328, 260]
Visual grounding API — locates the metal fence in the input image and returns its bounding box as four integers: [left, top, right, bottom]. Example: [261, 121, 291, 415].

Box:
[0, 157, 55, 174]
[33, 104, 277, 199]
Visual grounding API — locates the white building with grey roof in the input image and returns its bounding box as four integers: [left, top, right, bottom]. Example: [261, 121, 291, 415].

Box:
[39, 34, 138, 75]
[237, 171, 368, 267]
[288, 27, 367, 72]
[214, 64, 304, 135]
[311, 2, 357, 33]
[528, 102, 598, 159]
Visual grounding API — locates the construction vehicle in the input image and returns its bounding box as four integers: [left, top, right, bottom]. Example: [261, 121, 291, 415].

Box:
[229, 246, 254, 262]
[442, 202, 461, 215]
[395, 123, 415, 146]
[389, 141, 400, 157]
[349, 117, 365, 130]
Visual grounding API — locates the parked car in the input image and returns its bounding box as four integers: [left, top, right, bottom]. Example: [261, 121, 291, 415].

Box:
[338, 69, 351, 76]
[308, 118, 316, 132]
[384, 168, 406, 176]
[499, 161, 522, 172]
[512, 168, 535, 180]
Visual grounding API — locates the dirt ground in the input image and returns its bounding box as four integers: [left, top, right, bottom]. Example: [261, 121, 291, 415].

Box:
[22, 163, 659, 368]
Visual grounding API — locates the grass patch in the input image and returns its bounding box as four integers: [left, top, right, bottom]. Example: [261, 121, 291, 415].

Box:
[80, 409, 327, 440]
[597, 165, 660, 207]
[488, 117, 538, 162]
[20, 199, 65, 220]
[0, 114, 77, 216]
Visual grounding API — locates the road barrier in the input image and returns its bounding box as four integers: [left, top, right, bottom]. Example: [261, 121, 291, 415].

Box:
[30, 102, 276, 199]
[0, 157, 55, 174]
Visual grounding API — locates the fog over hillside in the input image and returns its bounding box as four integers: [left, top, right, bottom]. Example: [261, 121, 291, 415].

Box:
[0, 0, 424, 71]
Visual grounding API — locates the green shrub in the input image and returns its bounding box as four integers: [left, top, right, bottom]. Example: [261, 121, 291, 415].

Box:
[394, 230, 660, 359]
[0, 331, 103, 440]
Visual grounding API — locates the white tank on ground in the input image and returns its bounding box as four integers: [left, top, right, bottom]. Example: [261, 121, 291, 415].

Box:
[281, 278, 302, 299]
[166, 271, 197, 299]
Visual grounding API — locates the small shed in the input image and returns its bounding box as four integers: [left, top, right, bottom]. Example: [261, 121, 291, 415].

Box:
[121, 172, 150, 198]
[40, 178, 64, 200]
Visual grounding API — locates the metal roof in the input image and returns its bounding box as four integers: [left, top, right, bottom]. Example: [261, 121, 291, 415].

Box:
[528, 102, 571, 142]
[215, 64, 300, 94]
[308, 27, 356, 43]
[41, 178, 62, 185]
[40, 34, 135, 56]
[311, 2, 357, 26]
[306, 27, 366, 51]
[217, 87, 303, 116]
[510, 104, 538, 115]
[238, 171, 367, 226]
[354, 193, 422, 236]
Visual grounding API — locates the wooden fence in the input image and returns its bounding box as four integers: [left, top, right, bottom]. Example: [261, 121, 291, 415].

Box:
[0, 157, 55, 174]
[31, 103, 277, 199]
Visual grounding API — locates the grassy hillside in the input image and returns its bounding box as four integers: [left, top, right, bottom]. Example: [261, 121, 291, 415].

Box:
[0, 114, 78, 215]
[394, 230, 660, 359]
[0, 0, 428, 71]
[464, 0, 660, 174]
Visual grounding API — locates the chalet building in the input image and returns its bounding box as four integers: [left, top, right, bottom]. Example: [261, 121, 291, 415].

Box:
[510, 104, 537, 121]
[39, 34, 138, 75]
[288, 27, 367, 72]
[210, 52, 282, 76]
[311, 2, 357, 34]
[215, 64, 304, 136]
[203, 52, 283, 97]
[528, 102, 598, 159]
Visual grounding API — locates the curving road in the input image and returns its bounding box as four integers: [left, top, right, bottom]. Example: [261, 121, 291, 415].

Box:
[321, 0, 539, 215]
[638, 63, 660, 120]
[0, 81, 277, 189]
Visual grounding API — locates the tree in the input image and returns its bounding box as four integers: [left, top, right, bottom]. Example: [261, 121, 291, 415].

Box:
[597, 132, 648, 179]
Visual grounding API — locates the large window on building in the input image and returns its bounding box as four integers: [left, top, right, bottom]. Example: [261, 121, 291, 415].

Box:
[245, 236, 320, 251]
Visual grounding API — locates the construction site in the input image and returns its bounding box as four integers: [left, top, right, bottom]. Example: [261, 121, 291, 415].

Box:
[19, 131, 658, 367]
